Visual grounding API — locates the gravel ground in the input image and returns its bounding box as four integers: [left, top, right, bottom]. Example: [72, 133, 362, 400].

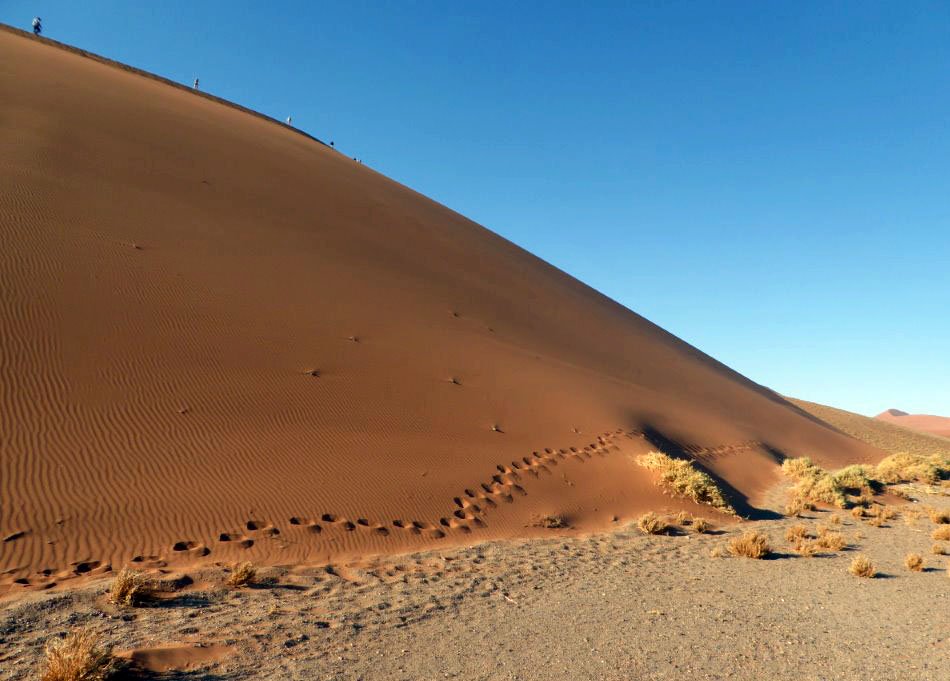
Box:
[3, 485, 948, 681]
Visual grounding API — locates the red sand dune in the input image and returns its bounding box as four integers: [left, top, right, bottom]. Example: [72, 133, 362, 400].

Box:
[874, 409, 950, 439]
[0, 28, 883, 593]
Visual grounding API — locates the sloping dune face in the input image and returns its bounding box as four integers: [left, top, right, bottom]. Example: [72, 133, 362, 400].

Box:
[874, 411, 950, 439]
[0, 29, 882, 589]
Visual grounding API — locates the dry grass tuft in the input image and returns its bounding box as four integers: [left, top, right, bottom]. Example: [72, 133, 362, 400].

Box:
[904, 553, 924, 572]
[727, 531, 771, 559]
[636, 452, 735, 515]
[785, 524, 809, 543]
[42, 629, 117, 681]
[932, 525, 950, 541]
[109, 568, 155, 607]
[535, 514, 568, 529]
[867, 515, 885, 528]
[814, 530, 847, 551]
[849, 555, 876, 578]
[828, 514, 842, 525]
[928, 508, 950, 524]
[674, 510, 691, 526]
[851, 506, 865, 519]
[637, 512, 668, 535]
[932, 543, 948, 555]
[226, 561, 257, 587]
[793, 540, 819, 557]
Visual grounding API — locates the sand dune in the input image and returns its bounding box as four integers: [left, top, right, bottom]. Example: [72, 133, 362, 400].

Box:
[0, 27, 883, 595]
[874, 409, 950, 439]
[790, 399, 950, 457]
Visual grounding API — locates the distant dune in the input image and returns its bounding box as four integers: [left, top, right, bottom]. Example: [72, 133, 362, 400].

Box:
[790, 399, 950, 456]
[874, 410, 950, 439]
[0, 27, 883, 594]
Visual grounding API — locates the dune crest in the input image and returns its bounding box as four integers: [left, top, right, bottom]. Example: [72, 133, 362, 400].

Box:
[874, 410, 950, 439]
[0, 27, 882, 595]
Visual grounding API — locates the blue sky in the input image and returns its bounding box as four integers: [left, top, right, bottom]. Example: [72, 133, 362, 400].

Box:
[5, 2, 949, 416]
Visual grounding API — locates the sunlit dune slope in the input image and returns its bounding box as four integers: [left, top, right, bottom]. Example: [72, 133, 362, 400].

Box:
[790, 399, 950, 457]
[0, 27, 883, 590]
[874, 409, 950, 439]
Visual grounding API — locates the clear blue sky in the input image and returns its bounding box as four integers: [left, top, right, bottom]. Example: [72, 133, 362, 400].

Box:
[5, 1, 949, 416]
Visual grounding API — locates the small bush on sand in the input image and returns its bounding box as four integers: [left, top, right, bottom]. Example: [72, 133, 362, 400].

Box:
[867, 515, 885, 528]
[43, 629, 117, 681]
[109, 568, 155, 607]
[794, 540, 818, 557]
[849, 555, 876, 578]
[874, 452, 949, 485]
[636, 452, 735, 514]
[815, 530, 847, 551]
[932, 543, 948, 556]
[674, 510, 691, 526]
[535, 514, 568, 529]
[785, 524, 809, 543]
[904, 553, 924, 572]
[851, 506, 865, 519]
[226, 562, 257, 587]
[637, 512, 668, 535]
[727, 531, 771, 559]
[932, 526, 950, 541]
[879, 507, 897, 521]
[928, 508, 950, 524]
[828, 514, 842, 525]
[692, 517, 709, 534]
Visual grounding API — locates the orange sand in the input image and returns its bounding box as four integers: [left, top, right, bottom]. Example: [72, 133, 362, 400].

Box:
[875, 409, 950, 439]
[0, 27, 883, 595]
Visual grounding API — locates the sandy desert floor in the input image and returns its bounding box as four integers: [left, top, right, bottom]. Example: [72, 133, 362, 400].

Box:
[4, 484, 948, 681]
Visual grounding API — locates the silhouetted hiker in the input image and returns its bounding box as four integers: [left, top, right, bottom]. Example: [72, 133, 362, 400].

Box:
[193, 77, 199, 90]
[286, 116, 292, 125]
[32, 17, 42, 35]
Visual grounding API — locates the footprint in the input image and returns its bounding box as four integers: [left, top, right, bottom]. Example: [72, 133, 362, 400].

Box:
[3, 530, 26, 543]
[172, 541, 198, 552]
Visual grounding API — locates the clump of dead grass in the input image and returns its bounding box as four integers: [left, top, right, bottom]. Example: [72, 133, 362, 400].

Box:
[692, 517, 709, 533]
[226, 562, 257, 587]
[927, 508, 950, 524]
[674, 510, 691, 526]
[109, 568, 156, 607]
[785, 524, 809, 543]
[874, 452, 950, 485]
[904, 553, 924, 572]
[849, 555, 876, 578]
[793, 540, 819, 557]
[727, 531, 771, 559]
[42, 629, 118, 681]
[637, 512, 668, 535]
[932, 525, 950, 541]
[932, 543, 948, 555]
[814, 529, 847, 551]
[534, 514, 568, 529]
[636, 452, 735, 514]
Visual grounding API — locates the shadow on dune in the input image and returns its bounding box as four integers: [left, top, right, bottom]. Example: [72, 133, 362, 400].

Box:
[639, 426, 783, 521]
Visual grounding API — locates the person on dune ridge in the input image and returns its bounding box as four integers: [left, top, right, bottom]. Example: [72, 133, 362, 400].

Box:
[32, 17, 42, 35]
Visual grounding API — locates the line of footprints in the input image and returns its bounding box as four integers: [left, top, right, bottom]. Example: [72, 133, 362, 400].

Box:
[10, 429, 762, 589]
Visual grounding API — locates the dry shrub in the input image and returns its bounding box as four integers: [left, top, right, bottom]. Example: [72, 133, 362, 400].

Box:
[828, 514, 842, 525]
[874, 452, 949, 485]
[675, 510, 691, 526]
[781, 458, 875, 509]
[904, 553, 924, 572]
[637, 512, 668, 535]
[784, 499, 810, 517]
[851, 506, 865, 519]
[535, 514, 568, 529]
[727, 531, 771, 559]
[794, 541, 818, 557]
[867, 516, 885, 528]
[635, 452, 735, 514]
[849, 555, 876, 578]
[692, 517, 709, 534]
[109, 568, 155, 607]
[815, 530, 847, 551]
[932, 526, 950, 541]
[226, 562, 256, 587]
[928, 508, 950, 524]
[785, 524, 809, 543]
[932, 543, 948, 555]
[879, 507, 897, 521]
[43, 629, 117, 681]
